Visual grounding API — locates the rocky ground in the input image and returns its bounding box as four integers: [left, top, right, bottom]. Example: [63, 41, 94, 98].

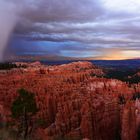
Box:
[0, 61, 140, 140]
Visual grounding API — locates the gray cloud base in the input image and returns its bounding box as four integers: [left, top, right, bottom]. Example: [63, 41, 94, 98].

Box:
[2, 0, 140, 58]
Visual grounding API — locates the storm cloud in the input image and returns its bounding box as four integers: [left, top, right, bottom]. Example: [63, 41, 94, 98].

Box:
[2, 0, 140, 60]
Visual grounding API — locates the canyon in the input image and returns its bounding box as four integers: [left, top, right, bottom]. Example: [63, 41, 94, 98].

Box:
[0, 61, 140, 140]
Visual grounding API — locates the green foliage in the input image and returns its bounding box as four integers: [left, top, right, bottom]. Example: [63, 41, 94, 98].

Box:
[0, 63, 27, 70]
[11, 89, 38, 139]
[0, 63, 17, 70]
[104, 68, 140, 84]
[90, 73, 103, 78]
[11, 88, 38, 119]
[128, 76, 140, 84]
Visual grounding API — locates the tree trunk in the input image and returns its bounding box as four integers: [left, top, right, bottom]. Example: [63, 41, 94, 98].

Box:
[23, 107, 28, 139]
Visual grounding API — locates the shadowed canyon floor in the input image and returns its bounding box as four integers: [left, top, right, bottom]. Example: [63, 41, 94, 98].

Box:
[0, 61, 140, 140]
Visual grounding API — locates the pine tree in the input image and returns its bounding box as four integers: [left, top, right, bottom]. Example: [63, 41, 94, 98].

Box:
[11, 88, 38, 139]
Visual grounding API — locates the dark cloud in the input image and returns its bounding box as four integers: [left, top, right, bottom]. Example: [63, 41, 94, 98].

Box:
[2, 0, 140, 59]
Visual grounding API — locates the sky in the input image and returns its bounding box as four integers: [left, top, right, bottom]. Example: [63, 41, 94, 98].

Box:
[1, 0, 140, 60]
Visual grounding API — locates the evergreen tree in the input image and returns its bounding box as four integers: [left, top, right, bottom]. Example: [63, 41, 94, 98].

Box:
[11, 88, 38, 139]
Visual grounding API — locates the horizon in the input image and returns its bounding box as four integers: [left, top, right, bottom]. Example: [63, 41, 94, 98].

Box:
[5, 53, 140, 62]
